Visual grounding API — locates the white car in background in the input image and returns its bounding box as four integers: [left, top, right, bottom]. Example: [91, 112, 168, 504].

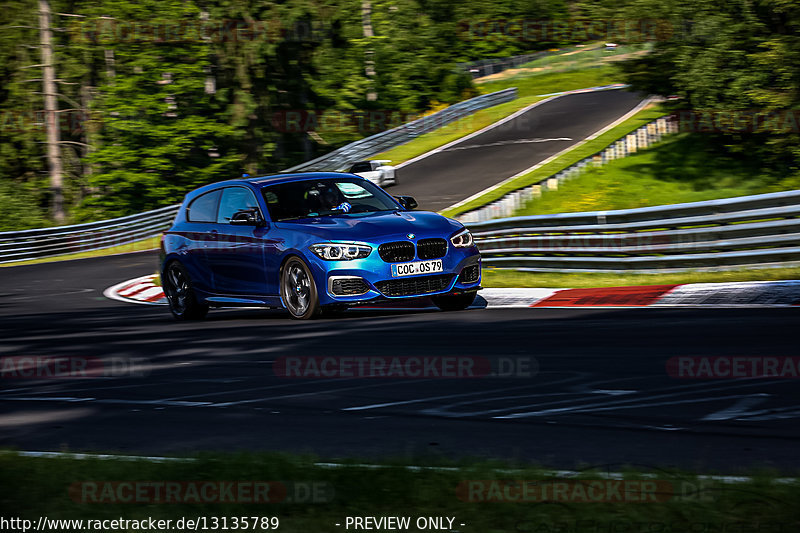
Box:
[347, 160, 397, 187]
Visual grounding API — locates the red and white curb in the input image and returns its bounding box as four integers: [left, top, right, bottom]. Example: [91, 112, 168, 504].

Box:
[529, 281, 800, 308]
[104, 276, 800, 309]
[104, 275, 167, 306]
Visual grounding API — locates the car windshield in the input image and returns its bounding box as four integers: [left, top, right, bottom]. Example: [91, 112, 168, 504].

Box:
[261, 177, 400, 221]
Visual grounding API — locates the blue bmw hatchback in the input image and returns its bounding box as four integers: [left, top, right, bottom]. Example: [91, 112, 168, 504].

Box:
[160, 172, 481, 319]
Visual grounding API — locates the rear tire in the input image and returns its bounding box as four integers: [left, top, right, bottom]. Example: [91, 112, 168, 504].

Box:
[281, 257, 321, 320]
[163, 261, 209, 320]
[432, 291, 476, 312]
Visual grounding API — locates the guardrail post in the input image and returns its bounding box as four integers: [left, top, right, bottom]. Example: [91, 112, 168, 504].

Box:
[626, 133, 637, 153]
[647, 122, 657, 143]
[637, 127, 648, 150]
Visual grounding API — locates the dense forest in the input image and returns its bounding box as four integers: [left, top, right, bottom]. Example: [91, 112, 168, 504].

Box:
[1, 0, 798, 229]
[1, 0, 576, 228]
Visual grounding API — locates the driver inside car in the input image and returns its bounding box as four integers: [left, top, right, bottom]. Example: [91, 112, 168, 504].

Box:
[305, 183, 350, 215]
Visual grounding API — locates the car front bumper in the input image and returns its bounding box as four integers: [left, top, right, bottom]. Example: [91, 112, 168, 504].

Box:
[306, 247, 481, 307]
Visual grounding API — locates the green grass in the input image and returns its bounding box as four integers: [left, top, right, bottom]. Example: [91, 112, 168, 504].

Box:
[482, 266, 800, 289]
[509, 132, 796, 217]
[441, 103, 668, 217]
[475, 64, 618, 100]
[372, 66, 620, 166]
[2, 451, 798, 533]
[515, 43, 648, 72]
[0, 236, 160, 268]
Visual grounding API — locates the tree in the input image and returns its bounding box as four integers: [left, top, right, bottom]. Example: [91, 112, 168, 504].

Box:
[0, 0, 50, 228]
[78, 0, 243, 218]
[620, 0, 800, 173]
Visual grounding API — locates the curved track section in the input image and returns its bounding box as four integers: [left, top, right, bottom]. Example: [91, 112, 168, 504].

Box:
[393, 89, 646, 211]
[1, 253, 799, 471]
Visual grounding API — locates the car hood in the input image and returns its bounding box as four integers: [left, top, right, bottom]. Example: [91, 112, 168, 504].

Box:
[274, 210, 462, 242]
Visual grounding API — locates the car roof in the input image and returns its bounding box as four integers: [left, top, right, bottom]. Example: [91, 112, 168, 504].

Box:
[183, 172, 366, 202]
[244, 172, 363, 187]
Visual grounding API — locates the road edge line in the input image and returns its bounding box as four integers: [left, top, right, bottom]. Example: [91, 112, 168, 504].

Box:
[6, 450, 795, 484]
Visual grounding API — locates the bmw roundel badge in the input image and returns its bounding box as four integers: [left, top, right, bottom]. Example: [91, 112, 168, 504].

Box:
[407, 233, 415, 239]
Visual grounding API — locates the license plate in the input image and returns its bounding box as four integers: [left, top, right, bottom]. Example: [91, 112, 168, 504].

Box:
[391, 259, 443, 277]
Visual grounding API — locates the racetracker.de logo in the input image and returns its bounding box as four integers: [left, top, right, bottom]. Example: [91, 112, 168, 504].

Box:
[457, 18, 675, 42]
[273, 356, 537, 378]
[666, 356, 800, 379]
[68, 18, 330, 44]
[0, 356, 147, 378]
[672, 109, 800, 134]
[456, 480, 680, 503]
[69, 481, 334, 504]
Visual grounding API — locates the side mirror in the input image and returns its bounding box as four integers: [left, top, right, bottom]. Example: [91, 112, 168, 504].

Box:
[394, 195, 418, 210]
[230, 208, 266, 226]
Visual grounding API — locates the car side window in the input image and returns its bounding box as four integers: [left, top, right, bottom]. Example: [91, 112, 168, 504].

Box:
[217, 187, 261, 224]
[187, 189, 222, 223]
[350, 162, 371, 173]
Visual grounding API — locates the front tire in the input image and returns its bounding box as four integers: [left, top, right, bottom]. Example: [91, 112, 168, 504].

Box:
[163, 261, 209, 320]
[432, 291, 477, 312]
[281, 257, 321, 319]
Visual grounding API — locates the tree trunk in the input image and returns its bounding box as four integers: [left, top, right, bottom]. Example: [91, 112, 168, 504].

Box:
[361, 1, 377, 102]
[39, 0, 65, 223]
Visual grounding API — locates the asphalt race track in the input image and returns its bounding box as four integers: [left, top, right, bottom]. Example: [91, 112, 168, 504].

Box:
[393, 89, 646, 211]
[2, 252, 800, 473]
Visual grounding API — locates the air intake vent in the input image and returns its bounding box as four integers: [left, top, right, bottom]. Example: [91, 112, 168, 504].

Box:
[330, 277, 369, 296]
[458, 264, 480, 284]
[375, 274, 454, 297]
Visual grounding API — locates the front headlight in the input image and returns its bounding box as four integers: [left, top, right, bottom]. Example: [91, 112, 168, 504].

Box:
[309, 243, 372, 261]
[450, 228, 473, 248]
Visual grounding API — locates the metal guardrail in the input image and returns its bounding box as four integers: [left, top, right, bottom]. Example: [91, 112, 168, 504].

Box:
[468, 190, 800, 272]
[3, 189, 799, 273]
[0, 88, 518, 264]
[5, 85, 800, 274]
[1, 88, 519, 264]
[283, 88, 518, 173]
[0, 204, 180, 264]
[460, 51, 551, 79]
